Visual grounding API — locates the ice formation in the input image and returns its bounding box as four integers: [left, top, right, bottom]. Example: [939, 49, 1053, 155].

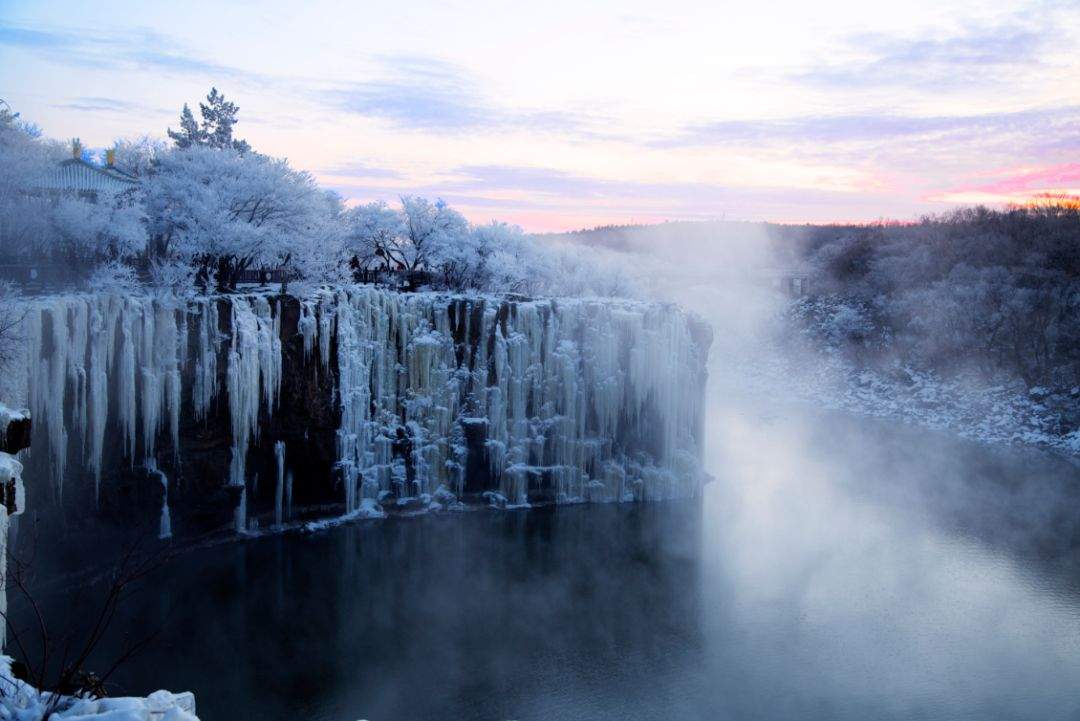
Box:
[274, 440, 285, 528]
[225, 296, 281, 532]
[146, 458, 172, 540]
[19, 288, 708, 532]
[24, 295, 190, 500]
[0, 655, 198, 720]
[0, 451, 24, 651]
[325, 288, 706, 507]
[21, 295, 281, 523]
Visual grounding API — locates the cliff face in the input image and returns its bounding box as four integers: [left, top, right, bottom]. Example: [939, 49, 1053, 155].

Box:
[16, 288, 711, 556]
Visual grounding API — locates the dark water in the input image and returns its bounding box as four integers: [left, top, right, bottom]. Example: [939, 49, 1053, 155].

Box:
[37, 406, 1080, 720]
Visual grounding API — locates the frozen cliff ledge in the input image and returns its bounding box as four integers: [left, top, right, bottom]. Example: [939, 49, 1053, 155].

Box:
[0, 404, 31, 458]
[16, 288, 711, 540]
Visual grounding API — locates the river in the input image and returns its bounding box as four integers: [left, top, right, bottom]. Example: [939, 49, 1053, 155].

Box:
[37, 393, 1080, 721]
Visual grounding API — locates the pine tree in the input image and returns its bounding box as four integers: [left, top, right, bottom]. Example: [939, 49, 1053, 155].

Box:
[167, 89, 251, 152]
[0, 100, 19, 129]
[198, 88, 250, 152]
[167, 103, 204, 149]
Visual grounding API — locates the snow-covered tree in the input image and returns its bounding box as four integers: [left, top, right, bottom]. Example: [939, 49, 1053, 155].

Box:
[143, 145, 335, 290]
[342, 201, 406, 271]
[87, 258, 142, 294]
[0, 108, 64, 261]
[167, 88, 250, 153]
[48, 190, 146, 264]
[432, 228, 486, 291]
[199, 88, 250, 153]
[1, 102, 643, 302]
[166, 104, 202, 149]
[286, 190, 350, 290]
[112, 135, 167, 177]
[435, 221, 531, 292]
[399, 196, 468, 271]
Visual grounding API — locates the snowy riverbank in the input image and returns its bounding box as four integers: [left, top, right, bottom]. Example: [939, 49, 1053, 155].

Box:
[0, 656, 197, 721]
[729, 338, 1080, 458]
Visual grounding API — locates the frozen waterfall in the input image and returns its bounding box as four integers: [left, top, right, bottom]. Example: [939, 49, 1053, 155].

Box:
[18, 288, 708, 533]
[326, 288, 707, 507]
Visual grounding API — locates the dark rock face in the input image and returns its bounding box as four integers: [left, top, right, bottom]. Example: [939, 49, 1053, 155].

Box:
[235, 296, 341, 529]
[1, 417, 31, 455]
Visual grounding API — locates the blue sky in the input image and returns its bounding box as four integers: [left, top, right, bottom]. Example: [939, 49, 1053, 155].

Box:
[2, 0, 1078, 231]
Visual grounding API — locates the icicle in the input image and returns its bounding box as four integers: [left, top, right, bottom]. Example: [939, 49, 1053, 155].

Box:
[227, 296, 282, 532]
[146, 458, 172, 540]
[317, 295, 334, 371]
[298, 301, 317, 362]
[87, 298, 112, 499]
[0, 450, 24, 650]
[192, 298, 220, 422]
[41, 300, 71, 494]
[116, 304, 137, 461]
[285, 469, 294, 522]
[274, 441, 285, 527]
[139, 299, 161, 459]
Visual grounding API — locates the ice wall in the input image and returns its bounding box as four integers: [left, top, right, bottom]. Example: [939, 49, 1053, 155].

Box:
[18, 288, 709, 532]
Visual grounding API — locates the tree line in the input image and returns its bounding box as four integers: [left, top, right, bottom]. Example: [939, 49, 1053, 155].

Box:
[0, 89, 629, 297]
[781, 202, 1080, 390]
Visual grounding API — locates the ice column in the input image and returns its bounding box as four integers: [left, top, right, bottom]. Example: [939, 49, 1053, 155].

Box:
[274, 440, 285, 528]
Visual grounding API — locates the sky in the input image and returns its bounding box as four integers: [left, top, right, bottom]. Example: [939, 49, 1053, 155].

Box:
[1, 0, 1078, 232]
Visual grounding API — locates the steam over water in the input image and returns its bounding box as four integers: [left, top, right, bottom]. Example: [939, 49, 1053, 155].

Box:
[49, 389, 1080, 720]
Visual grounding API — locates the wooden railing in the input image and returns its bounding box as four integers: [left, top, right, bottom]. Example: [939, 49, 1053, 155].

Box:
[0, 264, 87, 293]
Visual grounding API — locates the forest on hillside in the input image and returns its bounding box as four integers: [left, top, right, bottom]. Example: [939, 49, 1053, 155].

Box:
[554, 203, 1080, 395]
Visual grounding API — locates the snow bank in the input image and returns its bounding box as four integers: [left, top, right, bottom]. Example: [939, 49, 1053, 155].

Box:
[0, 657, 197, 721]
[736, 334, 1080, 457]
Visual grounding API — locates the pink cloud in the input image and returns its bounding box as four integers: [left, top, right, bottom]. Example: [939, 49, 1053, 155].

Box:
[976, 163, 1080, 194]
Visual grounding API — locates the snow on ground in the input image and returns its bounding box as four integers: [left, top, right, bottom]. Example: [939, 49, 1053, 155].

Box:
[0, 404, 28, 447]
[728, 338, 1080, 457]
[0, 657, 197, 721]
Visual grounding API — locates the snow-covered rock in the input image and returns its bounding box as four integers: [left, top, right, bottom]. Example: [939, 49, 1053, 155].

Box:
[0, 657, 197, 721]
[0, 404, 30, 454]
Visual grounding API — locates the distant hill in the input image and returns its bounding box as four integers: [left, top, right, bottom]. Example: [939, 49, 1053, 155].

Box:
[535, 219, 833, 271]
